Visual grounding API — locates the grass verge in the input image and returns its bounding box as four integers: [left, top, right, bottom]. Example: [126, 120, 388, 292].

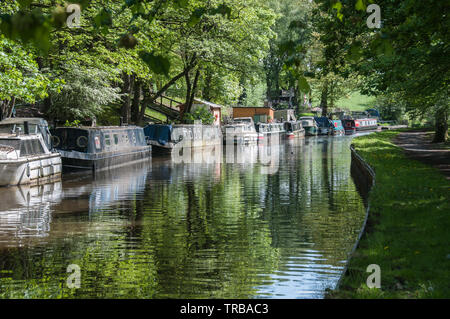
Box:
[328, 130, 450, 298]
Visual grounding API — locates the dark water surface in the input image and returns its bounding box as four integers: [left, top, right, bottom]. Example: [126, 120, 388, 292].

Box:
[0, 136, 366, 298]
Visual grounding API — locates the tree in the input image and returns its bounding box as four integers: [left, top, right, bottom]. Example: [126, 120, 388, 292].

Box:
[313, 0, 449, 141]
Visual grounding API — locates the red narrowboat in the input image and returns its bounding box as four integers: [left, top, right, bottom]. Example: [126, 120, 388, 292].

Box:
[342, 118, 378, 135]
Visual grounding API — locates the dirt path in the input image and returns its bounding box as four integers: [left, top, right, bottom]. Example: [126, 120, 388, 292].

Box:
[394, 130, 450, 180]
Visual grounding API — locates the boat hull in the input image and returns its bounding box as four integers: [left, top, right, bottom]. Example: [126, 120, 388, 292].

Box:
[285, 129, 305, 139]
[59, 147, 151, 172]
[304, 127, 318, 136]
[0, 154, 62, 186]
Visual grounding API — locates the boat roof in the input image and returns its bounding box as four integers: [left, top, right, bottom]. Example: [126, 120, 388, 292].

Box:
[0, 117, 48, 125]
[0, 133, 41, 139]
[55, 126, 142, 130]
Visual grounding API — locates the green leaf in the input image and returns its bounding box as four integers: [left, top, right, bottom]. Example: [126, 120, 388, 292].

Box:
[140, 52, 171, 76]
[173, 0, 189, 9]
[94, 9, 113, 27]
[347, 41, 363, 62]
[188, 8, 205, 27]
[210, 4, 232, 18]
[298, 76, 310, 93]
[18, 0, 33, 8]
[332, 1, 342, 12]
[355, 0, 367, 11]
[332, 1, 343, 21]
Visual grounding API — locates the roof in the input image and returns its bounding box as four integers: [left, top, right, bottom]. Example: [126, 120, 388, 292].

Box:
[0, 117, 48, 125]
[193, 98, 223, 109]
[233, 106, 275, 111]
[55, 126, 141, 130]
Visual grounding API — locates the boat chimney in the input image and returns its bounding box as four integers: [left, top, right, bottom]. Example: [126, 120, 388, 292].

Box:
[24, 121, 30, 135]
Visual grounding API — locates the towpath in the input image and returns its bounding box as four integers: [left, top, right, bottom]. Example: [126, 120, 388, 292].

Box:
[394, 130, 450, 180]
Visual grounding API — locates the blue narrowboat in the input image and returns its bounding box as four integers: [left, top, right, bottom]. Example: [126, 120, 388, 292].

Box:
[51, 126, 151, 171]
[314, 117, 332, 135]
[144, 124, 222, 152]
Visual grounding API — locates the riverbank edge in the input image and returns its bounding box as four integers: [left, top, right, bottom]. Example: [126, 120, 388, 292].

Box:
[326, 130, 450, 299]
[332, 144, 376, 291]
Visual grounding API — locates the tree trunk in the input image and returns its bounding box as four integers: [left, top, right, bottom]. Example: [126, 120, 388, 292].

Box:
[181, 67, 201, 122]
[131, 78, 142, 125]
[1, 98, 16, 118]
[433, 105, 448, 143]
[182, 70, 191, 121]
[202, 67, 212, 101]
[187, 68, 201, 114]
[320, 83, 328, 116]
[121, 73, 134, 125]
[138, 84, 151, 125]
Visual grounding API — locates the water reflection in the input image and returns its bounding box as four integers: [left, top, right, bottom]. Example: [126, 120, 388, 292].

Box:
[0, 138, 365, 299]
[0, 182, 62, 246]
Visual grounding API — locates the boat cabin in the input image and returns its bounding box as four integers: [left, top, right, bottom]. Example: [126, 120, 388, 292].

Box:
[0, 118, 52, 150]
[51, 126, 150, 171]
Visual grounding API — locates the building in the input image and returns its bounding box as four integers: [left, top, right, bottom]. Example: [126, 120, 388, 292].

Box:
[191, 99, 222, 126]
[274, 109, 296, 122]
[232, 107, 275, 123]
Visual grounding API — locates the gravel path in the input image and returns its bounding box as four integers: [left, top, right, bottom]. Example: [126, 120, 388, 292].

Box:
[394, 131, 450, 180]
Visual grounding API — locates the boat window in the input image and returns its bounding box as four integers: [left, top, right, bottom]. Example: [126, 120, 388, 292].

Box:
[54, 129, 89, 153]
[114, 134, 119, 145]
[0, 123, 38, 134]
[94, 136, 101, 150]
[104, 134, 111, 146]
[18, 139, 44, 156]
[0, 139, 20, 150]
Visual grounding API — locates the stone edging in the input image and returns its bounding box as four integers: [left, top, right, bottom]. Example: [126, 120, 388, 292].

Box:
[334, 144, 376, 291]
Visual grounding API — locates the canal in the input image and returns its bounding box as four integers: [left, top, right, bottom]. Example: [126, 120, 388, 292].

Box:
[0, 136, 366, 298]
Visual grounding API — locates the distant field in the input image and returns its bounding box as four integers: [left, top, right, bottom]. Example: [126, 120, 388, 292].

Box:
[145, 108, 167, 122]
[336, 92, 377, 111]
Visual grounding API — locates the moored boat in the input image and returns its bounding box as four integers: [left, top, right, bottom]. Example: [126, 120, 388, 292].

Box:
[51, 126, 151, 171]
[284, 121, 305, 139]
[145, 124, 222, 152]
[223, 122, 258, 145]
[314, 117, 332, 135]
[0, 118, 62, 186]
[330, 120, 345, 136]
[255, 122, 286, 143]
[342, 118, 378, 135]
[299, 117, 318, 136]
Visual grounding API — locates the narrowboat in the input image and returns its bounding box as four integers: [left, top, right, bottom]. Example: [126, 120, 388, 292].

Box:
[255, 123, 286, 142]
[145, 124, 222, 152]
[222, 122, 258, 145]
[342, 118, 378, 135]
[0, 118, 62, 186]
[51, 126, 151, 171]
[299, 117, 318, 136]
[314, 117, 332, 135]
[284, 121, 305, 139]
[330, 120, 345, 136]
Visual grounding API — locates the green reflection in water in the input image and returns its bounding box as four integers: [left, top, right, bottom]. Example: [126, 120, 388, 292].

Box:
[0, 137, 365, 298]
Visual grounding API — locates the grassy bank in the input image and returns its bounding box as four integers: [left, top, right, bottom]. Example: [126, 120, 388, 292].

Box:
[329, 131, 450, 298]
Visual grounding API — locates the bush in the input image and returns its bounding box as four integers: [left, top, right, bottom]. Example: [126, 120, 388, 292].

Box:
[183, 106, 215, 125]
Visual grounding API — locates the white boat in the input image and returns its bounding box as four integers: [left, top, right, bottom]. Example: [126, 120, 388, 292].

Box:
[223, 120, 259, 145]
[0, 118, 62, 186]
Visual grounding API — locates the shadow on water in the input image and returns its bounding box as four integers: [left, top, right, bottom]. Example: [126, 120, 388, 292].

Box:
[0, 137, 367, 299]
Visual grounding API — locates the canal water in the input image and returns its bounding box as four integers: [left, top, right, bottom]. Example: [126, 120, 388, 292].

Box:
[0, 136, 366, 298]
